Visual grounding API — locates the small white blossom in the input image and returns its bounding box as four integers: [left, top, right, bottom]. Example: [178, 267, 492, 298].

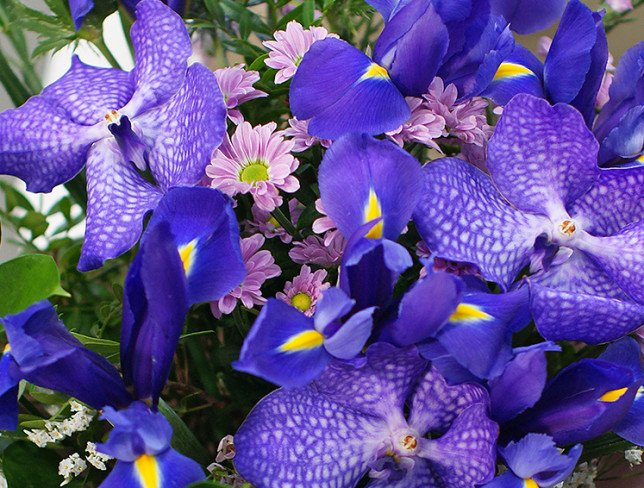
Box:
[625, 448, 643, 465]
[58, 453, 87, 486]
[558, 460, 598, 488]
[216, 434, 236, 463]
[25, 429, 54, 448]
[85, 442, 112, 470]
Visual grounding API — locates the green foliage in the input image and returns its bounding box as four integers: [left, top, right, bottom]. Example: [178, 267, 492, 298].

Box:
[0, 254, 69, 317]
[2, 442, 61, 488]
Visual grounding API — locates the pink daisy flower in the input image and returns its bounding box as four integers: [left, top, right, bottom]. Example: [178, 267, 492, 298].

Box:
[245, 199, 303, 244]
[537, 36, 552, 58]
[206, 122, 300, 212]
[210, 235, 281, 318]
[214, 65, 268, 124]
[606, 0, 633, 12]
[283, 117, 332, 152]
[424, 78, 491, 147]
[263, 21, 338, 84]
[386, 97, 446, 150]
[289, 233, 344, 267]
[275, 265, 330, 316]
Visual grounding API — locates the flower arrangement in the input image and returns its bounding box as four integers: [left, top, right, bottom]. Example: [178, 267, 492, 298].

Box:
[0, 0, 642, 487]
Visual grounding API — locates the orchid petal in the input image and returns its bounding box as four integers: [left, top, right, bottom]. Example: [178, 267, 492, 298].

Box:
[79, 138, 163, 271]
[487, 94, 599, 219]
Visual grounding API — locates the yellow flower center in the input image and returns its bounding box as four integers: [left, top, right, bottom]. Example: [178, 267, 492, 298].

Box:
[240, 162, 269, 184]
[291, 292, 312, 312]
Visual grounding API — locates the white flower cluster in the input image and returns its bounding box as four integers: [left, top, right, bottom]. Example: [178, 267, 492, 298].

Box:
[625, 447, 643, 466]
[85, 442, 112, 470]
[555, 461, 599, 488]
[25, 401, 94, 448]
[58, 453, 86, 486]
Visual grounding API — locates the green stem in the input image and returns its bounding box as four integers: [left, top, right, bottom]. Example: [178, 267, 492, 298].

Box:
[271, 207, 299, 238]
[232, 306, 249, 338]
[92, 37, 123, 70]
[603, 0, 644, 33]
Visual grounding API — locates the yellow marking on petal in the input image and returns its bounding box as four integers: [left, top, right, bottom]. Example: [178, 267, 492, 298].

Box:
[240, 162, 269, 184]
[134, 454, 160, 488]
[291, 293, 312, 312]
[637, 153, 644, 163]
[2, 343, 10, 355]
[449, 303, 493, 323]
[363, 189, 384, 239]
[178, 239, 198, 275]
[363, 63, 390, 79]
[524, 479, 539, 488]
[279, 329, 324, 353]
[599, 387, 629, 403]
[493, 62, 535, 81]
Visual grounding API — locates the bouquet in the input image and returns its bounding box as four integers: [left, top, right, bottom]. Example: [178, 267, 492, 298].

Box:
[0, 0, 642, 486]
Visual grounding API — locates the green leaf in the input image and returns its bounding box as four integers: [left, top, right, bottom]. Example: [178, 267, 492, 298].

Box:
[0, 254, 70, 317]
[581, 432, 634, 462]
[301, 0, 315, 27]
[0, 182, 34, 212]
[248, 53, 268, 71]
[70, 333, 120, 357]
[2, 442, 61, 488]
[158, 398, 210, 466]
[19, 211, 49, 236]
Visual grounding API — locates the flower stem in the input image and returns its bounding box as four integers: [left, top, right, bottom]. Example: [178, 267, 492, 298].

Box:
[271, 207, 300, 238]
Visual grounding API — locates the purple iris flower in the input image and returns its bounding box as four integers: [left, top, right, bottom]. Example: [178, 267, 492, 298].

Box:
[0, 0, 227, 271]
[483, 0, 608, 127]
[234, 287, 375, 388]
[490, 0, 566, 34]
[0, 301, 132, 430]
[485, 434, 582, 488]
[382, 271, 531, 380]
[290, 0, 513, 138]
[234, 343, 498, 487]
[97, 402, 204, 487]
[318, 133, 422, 310]
[122, 186, 245, 405]
[414, 93, 644, 344]
[508, 338, 643, 446]
[594, 42, 644, 165]
[69, 0, 186, 30]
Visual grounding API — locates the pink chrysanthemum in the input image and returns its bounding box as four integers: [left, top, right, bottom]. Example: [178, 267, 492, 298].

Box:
[263, 21, 338, 84]
[416, 240, 481, 279]
[210, 235, 281, 318]
[386, 97, 446, 150]
[283, 118, 332, 152]
[289, 233, 345, 267]
[214, 65, 268, 124]
[311, 199, 343, 247]
[606, 0, 633, 12]
[245, 199, 303, 244]
[424, 78, 491, 147]
[537, 36, 552, 58]
[595, 72, 614, 110]
[275, 265, 330, 316]
[206, 122, 300, 212]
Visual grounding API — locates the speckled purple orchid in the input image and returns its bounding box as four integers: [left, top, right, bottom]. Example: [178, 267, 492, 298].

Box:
[0, 0, 226, 271]
[414, 94, 644, 344]
[234, 343, 498, 488]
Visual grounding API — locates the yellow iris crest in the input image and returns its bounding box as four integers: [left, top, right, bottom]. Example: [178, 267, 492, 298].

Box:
[449, 303, 493, 323]
[493, 62, 535, 81]
[279, 330, 325, 353]
[363, 63, 390, 80]
[134, 454, 160, 488]
[364, 189, 384, 239]
[524, 479, 539, 488]
[178, 239, 199, 275]
[599, 387, 629, 403]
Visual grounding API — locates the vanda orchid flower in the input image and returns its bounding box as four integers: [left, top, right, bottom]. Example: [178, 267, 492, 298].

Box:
[414, 94, 644, 344]
[69, 0, 185, 30]
[290, 0, 513, 139]
[234, 343, 498, 487]
[0, 0, 227, 271]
